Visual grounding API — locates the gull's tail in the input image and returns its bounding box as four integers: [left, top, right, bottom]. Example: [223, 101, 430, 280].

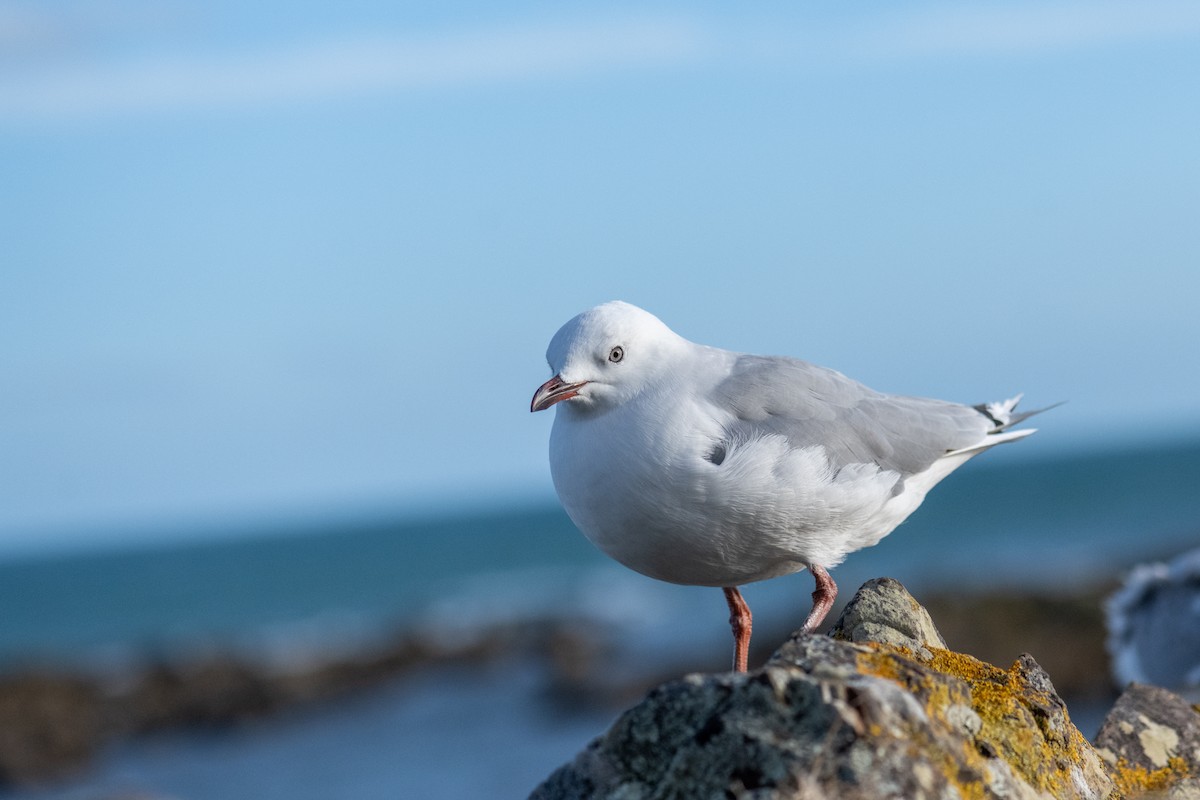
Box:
[974, 393, 1064, 432]
[945, 394, 1063, 458]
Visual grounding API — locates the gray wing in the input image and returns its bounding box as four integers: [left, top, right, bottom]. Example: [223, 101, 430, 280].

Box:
[711, 355, 989, 478]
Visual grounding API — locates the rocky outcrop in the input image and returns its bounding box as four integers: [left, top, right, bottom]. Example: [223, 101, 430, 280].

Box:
[0, 618, 595, 787]
[1106, 546, 1200, 702]
[531, 578, 1200, 800]
[0, 671, 104, 785]
[1094, 683, 1200, 797]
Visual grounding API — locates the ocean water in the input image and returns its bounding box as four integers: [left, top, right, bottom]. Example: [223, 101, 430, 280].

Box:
[1, 437, 1198, 798]
[0, 505, 604, 667]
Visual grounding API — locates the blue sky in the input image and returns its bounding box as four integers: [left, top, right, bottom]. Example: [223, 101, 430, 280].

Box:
[2, 1, 1198, 552]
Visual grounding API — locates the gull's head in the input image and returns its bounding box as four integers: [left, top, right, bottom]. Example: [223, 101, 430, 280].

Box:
[531, 301, 684, 414]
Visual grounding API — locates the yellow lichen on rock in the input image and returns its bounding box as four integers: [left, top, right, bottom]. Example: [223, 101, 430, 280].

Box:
[1094, 683, 1200, 799]
[854, 641, 1106, 799]
[852, 645, 992, 800]
[1108, 754, 1191, 797]
[934, 648, 1106, 797]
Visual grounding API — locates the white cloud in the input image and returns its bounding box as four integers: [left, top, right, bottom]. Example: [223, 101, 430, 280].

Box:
[2, 2, 1199, 125]
[0, 15, 708, 122]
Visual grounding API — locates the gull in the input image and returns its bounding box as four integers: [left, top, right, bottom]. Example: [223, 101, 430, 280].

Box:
[531, 301, 1046, 672]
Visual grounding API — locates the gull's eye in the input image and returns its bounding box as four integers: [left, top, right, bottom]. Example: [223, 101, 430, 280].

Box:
[608, 346, 624, 363]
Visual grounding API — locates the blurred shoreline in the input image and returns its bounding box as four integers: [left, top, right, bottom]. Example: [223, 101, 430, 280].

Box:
[0, 578, 1125, 792]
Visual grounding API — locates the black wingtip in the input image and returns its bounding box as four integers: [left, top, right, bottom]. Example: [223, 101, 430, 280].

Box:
[975, 399, 1067, 431]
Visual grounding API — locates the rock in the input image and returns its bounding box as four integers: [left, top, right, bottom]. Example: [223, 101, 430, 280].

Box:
[0, 615, 606, 789]
[531, 577, 1200, 800]
[0, 671, 105, 786]
[1107, 547, 1200, 702]
[828, 577, 947, 657]
[1094, 683, 1200, 798]
[124, 656, 283, 732]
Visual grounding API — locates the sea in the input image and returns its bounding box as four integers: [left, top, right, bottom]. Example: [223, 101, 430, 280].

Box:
[1, 437, 1198, 800]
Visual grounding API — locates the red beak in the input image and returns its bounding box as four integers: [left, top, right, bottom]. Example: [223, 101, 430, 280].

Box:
[531, 375, 588, 412]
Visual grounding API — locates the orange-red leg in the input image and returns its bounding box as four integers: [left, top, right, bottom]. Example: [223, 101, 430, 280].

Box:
[801, 564, 837, 634]
[722, 586, 752, 672]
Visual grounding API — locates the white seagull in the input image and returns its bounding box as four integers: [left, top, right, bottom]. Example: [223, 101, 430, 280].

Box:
[531, 301, 1046, 672]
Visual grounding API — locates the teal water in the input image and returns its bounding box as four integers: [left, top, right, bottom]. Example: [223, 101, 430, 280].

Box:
[0, 438, 1197, 667]
[0, 506, 599, 665]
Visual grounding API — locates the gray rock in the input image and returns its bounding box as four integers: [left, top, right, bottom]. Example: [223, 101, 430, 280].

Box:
[827, 576, 947, 658]
[1094, 683, 1200, 798]
[1107, 547, 1200, 701]
[0, 672, 104, 786]
[531, 577, 1193, 800]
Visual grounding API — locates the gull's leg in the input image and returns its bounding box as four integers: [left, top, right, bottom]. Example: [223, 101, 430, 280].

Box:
[722, 586, 752, 673]
[801, 564, 837, 634]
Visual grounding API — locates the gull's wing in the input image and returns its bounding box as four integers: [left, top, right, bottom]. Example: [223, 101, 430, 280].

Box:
[709, 355, 993, 478]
